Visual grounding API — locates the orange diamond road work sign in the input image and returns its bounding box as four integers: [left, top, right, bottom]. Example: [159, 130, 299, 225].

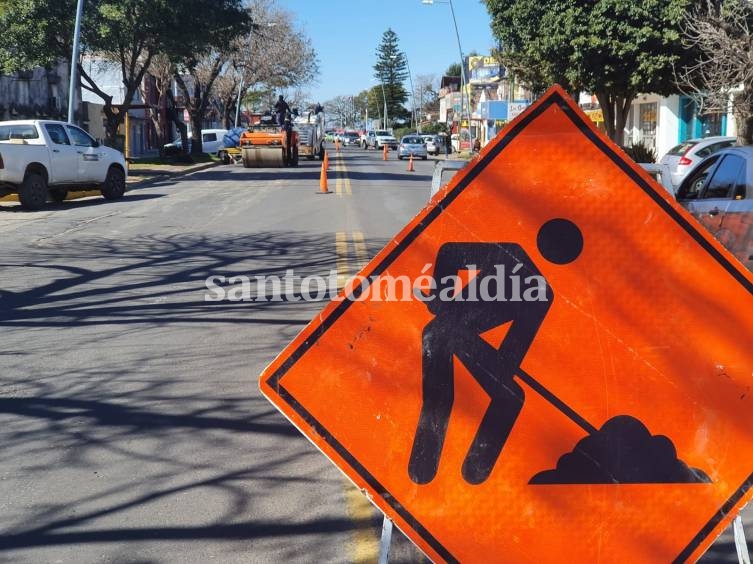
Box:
[260, 85, 753, 563]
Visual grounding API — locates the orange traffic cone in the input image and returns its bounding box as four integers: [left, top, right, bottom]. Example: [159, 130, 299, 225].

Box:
[318, 151, 330, 194]
[324, 149, 330, 170]
[382, 144, 388, 160]
[407, 154, 415, 172]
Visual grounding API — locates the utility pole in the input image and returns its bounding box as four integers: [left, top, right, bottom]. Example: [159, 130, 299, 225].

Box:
[67, 0, 85, 125]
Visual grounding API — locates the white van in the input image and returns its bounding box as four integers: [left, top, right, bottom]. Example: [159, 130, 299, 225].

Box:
[164, 128, 229, 154]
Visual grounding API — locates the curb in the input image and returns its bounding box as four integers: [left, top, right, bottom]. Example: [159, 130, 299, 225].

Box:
[125, 160, 220, 191]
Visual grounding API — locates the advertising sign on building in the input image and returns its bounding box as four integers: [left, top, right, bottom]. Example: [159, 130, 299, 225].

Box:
[468, 55, 503, 84]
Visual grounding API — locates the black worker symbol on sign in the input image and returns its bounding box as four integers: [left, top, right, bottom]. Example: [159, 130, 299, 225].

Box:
[408, 219, 712, 486]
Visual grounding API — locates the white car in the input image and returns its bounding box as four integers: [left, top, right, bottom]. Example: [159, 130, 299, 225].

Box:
[659, 136, 736, 188]
[0, 120, 127, 209]
[421, 135, 440, 155]
[164, 128, 229, 154]
[363, 130, 398, 150]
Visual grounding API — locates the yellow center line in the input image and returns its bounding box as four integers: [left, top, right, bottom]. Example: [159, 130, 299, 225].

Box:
[335, 231, 380, 560]
[352, 231, 368, 271]
[335, 162, 343, 196]
[334, 152, 351, 197]
[344, 481, 380, 564]
[335, 231, 350, 286]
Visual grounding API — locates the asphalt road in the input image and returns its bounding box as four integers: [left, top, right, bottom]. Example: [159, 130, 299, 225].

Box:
[0, 145, 748, 563]
[0, 146, 434, 564]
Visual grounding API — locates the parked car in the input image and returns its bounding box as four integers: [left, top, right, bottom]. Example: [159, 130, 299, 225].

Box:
[421, 135, 441, 156]
[398, 135, 428, 160]
[659, 136, 736, 189]
[163, 128, 229, 155]
[0, 120, 127, 209]
[675, 145, 753, 272]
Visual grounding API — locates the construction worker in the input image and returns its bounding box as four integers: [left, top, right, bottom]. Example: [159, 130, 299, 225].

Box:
[274, 95, 291, 127]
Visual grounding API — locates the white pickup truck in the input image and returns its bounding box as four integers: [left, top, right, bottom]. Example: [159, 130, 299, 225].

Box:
[0, 120, 127, 210]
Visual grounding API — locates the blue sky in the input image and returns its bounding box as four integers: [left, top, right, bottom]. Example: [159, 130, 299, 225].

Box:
[279, 0, 496, 103]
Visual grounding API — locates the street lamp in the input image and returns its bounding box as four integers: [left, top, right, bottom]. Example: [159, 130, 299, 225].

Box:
[67, 0, 85, 124]
[421, 0, 471, 146]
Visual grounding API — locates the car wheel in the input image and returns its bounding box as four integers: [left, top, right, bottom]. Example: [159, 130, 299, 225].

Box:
[19, 172, 48, 210]
[49, 188, 68, 203]
[422, 155, 428, 160]
[101, 166, 126, 200]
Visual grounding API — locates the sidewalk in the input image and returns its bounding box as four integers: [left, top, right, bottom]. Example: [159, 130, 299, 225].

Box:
[125, 159, 219, 185]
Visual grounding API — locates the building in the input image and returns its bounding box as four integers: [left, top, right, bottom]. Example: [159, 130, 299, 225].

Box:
[0, 61, 70, 122]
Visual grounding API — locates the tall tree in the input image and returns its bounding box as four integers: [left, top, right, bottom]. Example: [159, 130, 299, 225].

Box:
[679, 0, 753, 144]
[373, 28, 409, 125]
[170, 0, 252, 154]
[484, 0, 695, 144]
[0, 0, 251, 146]
[0, 0, 77, 73]
[415, 74, 439, 119]
[225, 0, 318, 127]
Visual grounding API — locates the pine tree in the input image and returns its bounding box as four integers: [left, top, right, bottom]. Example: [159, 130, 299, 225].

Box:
[373, 28, 409, 126]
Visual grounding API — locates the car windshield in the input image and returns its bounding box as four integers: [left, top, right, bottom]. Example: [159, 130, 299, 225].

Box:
[666, 141, 698, 156]
[403, 137, 423, 144]
[375, 130, 390, 136]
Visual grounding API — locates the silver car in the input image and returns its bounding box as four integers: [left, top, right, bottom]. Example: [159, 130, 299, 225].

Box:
[675, 145, 753, 272]
[659, 136, 736, 188]
[398, 135, 428, 160]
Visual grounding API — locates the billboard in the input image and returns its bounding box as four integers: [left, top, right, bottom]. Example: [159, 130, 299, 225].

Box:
[468, 55, 503, 84]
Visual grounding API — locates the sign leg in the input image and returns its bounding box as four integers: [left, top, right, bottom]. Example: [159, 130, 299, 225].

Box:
[377, 516, 393, 564]
[734, 515, 751, 564]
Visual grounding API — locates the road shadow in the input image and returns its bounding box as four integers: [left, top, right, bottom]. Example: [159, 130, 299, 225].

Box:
[0, 193, 166, 213]
[0, 229, 394, 561]
[0, 230, 378, 328]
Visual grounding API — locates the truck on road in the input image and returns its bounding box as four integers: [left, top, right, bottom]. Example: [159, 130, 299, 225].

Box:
[294, 109, 325, 160]
[362, 129, 398, 151]
[0, 120, 127, 210]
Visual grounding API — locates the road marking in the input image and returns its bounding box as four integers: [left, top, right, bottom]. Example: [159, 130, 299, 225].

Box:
[334, 153, 352, 197]
[345, 481, 380, 563]
[352, 231, 368, 270]
[336, 231, 350, 287]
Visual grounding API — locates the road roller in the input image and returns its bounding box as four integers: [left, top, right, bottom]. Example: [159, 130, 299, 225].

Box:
[240, 112, 299, 168]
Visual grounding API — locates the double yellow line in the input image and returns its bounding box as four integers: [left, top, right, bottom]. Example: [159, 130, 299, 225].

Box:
[335, 231, 368, 287]
[335, 229, 380, 561]
[333, 151, 353, 197]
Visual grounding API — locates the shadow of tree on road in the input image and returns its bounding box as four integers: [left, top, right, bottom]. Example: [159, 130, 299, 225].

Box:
[0, 230, 393, 562]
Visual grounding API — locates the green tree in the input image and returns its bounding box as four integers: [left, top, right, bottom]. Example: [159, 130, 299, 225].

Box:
[0, 0, 77, 73]
[484, 0, 695, 144]
[445, 63, 462, 77]
[171, 1, 252, 154]
[0, 0, 251, 146]
[373, 28, 409, 126]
